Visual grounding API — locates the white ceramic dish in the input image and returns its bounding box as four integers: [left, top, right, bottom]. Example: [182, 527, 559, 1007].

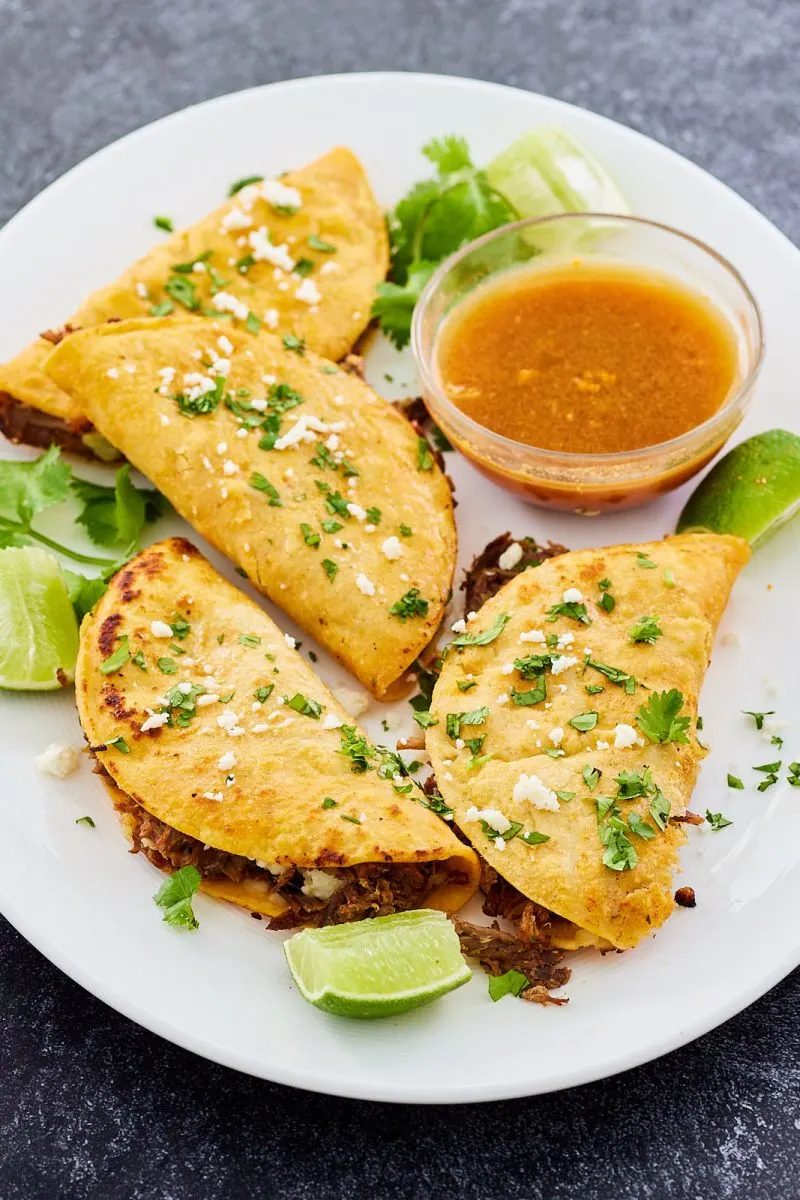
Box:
[0, 72, 798, 1104]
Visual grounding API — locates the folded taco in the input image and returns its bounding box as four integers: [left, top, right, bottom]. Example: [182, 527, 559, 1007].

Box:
[78, 538, 479, 927]
[44, 318, 455, 697]
[0, 147, 387, 457]
[427, 533, 749, 951]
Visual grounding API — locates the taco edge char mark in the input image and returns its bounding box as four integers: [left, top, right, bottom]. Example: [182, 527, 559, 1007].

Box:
[77, 538, 479, 928]
[426, 532, 750, 953]
[0, 146, 387, 457]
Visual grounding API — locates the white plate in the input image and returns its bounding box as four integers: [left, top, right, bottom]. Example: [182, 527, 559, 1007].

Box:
[1, 72, 799, 1104]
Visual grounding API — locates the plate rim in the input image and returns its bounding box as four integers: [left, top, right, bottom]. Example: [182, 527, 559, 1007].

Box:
[1, 69, 798, 1104]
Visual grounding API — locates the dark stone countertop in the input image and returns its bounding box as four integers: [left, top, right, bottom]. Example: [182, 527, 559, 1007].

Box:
[1, 1, 799, 1195]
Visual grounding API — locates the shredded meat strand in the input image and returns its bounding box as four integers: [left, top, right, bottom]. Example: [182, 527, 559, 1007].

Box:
[454, 918, 570, 1005]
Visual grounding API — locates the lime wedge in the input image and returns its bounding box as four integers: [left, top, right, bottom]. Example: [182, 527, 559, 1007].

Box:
[284, 909, 471, 1018]
[0, 547, 79, 690]
[677, 430, 800, 548]
[486, 126, 630, 219]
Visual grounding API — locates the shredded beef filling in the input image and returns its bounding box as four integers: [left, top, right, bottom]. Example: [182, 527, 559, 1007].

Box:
[112, 787, 444, 930]
[454, 859, 571, 1005]
[462, 531, 568, 614]
[0, 392, 96, 457]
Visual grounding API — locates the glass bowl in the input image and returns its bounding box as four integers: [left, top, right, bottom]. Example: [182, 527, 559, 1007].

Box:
[411, 213, 764, 514]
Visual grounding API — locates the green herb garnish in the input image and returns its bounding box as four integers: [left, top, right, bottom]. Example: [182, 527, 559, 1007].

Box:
[629, 615, 663, 645]
[705, 810, 733, 831]
[636, 689, 690, 744]
[154, 866, 201, 929]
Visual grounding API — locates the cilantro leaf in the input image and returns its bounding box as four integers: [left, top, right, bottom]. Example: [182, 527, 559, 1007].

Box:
[636, 689, 691, 744]
[488, 968, 529, 1002]
[629, 615, 663, 645]
[389, 588, 430, 621]
[451, 612, 510, 648]
[0, 445, 71, 525]
[371, 261, 437, 350]
[228, 174, 264, 196]
[62, 569, 109, 621]
[727, 773, 744, 789]
[154, 865, 201, 929]
[422, 134, 473, 174]
[547, 600, 591, 625]
[705, 810, 733, 831]
[71, 465, 166, 550]
[569, 711, 598, 732]
[742, 710, 774, 731]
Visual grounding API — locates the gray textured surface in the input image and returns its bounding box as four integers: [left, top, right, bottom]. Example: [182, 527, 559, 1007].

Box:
[2, 0, 800, 1196]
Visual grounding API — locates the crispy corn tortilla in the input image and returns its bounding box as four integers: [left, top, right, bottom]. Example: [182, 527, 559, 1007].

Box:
[45, 318, 455, 696]
[0, 147, 387, 442]
[427, 534, 749, 951]
[77, 538, 479, 918]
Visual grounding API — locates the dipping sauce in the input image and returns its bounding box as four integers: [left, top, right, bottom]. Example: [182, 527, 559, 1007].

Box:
[437, 261, 740, 455]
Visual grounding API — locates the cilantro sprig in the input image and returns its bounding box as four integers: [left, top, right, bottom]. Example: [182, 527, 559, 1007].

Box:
[636, 690, 691, 745]
[154, 866, 201, 929]
[371, 136, 515, 348]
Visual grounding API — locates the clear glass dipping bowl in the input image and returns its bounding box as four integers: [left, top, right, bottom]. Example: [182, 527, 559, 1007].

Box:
[411, 213, 764, 514]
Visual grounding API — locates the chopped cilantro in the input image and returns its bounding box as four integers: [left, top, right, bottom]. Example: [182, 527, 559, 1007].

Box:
[598, 808, 639, 872]
[584, 657, 636, 693]
[636, 690, 690, 744]
[294, 258, 314, 277]
[431, 424, 453, 453]
[597, 578, 615, 613]
[417, 437, 434, 471]
[615, 769, 655, 800]
[754, 760, 782, 774]
[510, 680, 547, 706]
[446, 706, 489, 740]
[340, 813, 362, 825]
[635, 552, 657, 569]
[282, 333, 306, 355]
[157, 657, 177, 674]
[245, 311, 261, 334]
[705, 810, 733, 831]
[308, 233, 337, 253]
[99, 636, 130, 675]
[324, 490, 350, 518]
[742, 710, 774, 731]
[250, 473, 282, 506]
[582, 765, 601, 791]
[457, 680, 477, 692]
[513, 653, 554, 679]
[165, 274, 200, 311]
[228, 174, 264, 196]
[150, 300, 174, 317]
[235, 253, 255, 274]
[451, 612, 510, 647]
[585, 684, 604, 696]
[322, 558, 338, 582]
[649, 789, 671, 831]
[285, 693, 323, 718]
[321, 797, 338, 810]
[255, 685, 274, 702]
[569, 711, 598, 732]
[628, 812, 656, 840]
[169, 615, 191, 641]
[419, 793, 454, 820]
[727, 773, 744, 789]
[556, 790, 576, 802]
[153, 215, 174, 232]
[389, 588, 430, 621]
[365, 506, 381, 525]
[629, 615, 663, 644]
[399, 524, 413, 537]
[238, 633, 262, 648]
[132, 652, 147, 670]
[787, 763, 800, 787]
[547, 600, 591, 625]
[663, 568, 676, 588]
[412, 710, 438, 729]
[488, 969, 529, 1002]
[75, 816, 96, 828]
[321, 519, 343, 534]
[300, 522, 321, 548]
[219, 690, 235, 704]
[107, 736, 129, 754]
[154, 866, 201, 929]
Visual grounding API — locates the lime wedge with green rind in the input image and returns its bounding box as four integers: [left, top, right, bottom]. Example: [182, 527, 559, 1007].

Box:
[0, 547, 79, 690]
[676, 429, 800, 548]
[284, 908, 472, 1018]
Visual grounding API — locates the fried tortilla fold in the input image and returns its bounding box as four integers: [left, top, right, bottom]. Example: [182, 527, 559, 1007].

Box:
[427, 534, 749, 951]
[45, 318, 455, 697]
[0, 147, 387, 455]
[77, 538, 479, 925]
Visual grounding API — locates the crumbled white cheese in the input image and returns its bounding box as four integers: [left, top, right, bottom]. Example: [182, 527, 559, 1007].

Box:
[550, 655, 579, 676]
[595, 740, 611, 750]
[150, 620, 173, 638]
[512, 773, 560, 811]
[556, 632, 575, 650]
[284, 633, 297, 649]
[332, 686, 370, 719]
[106, 367, 119, 379]
[177, 681, 193, 696]
[295, 278, 321, 305]
[562, 587, 584, 604]
[217, 710, 245, 736]
[217, 751, 237, 771]
[217, 334, 234, 356]
[140, 713, 170, 733]
[201, 791, 224, 802]
[196, 694, 220, 707]
[251, 723, 269, 733]
[35, 743, 80, 778]
[263, 308, 279, 329]
[496, 693, 509, 705]
[613, 723, 644, 749]
[322, 713, 344, 730]
[159, 413, 170, 426]
[465, 806, 512, 834]
[355, 573, 376, 596]
[210, 291, 250, 321]
[381, 536, 403, 560]
[301, 869, 342, 900]
[519, 629, 546, 644]
[262, 179, 303, 211]
[548, 727, 564, 747]
[219, 207, 253, 233]
[497, 541, 523, 571]
[135, 281, 149, 299]
[501, 662, 515, 675]
[248, 226, 295, 272]
[222, 459, 239, 476]
[450, 619, 467, 634]
[346, 502, 367, 521]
